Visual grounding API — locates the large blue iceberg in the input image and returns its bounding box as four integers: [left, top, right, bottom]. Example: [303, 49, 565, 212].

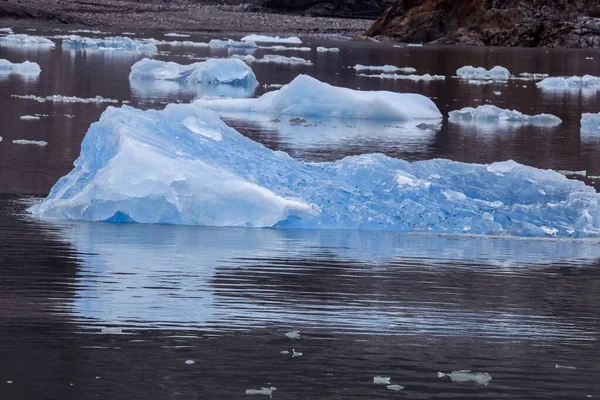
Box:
[31, 103, 600, 237]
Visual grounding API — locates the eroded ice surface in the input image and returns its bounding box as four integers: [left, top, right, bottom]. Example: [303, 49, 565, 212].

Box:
[62, 36, 158, 53]
[353, 64, 416, 73]
[449, 105, 561, 126]
[438, 370, 492, 386]
[129, 58, 258, 88]
[537, 75, 600, 90]
[241, 34, 301, 44]
[0, 59, 41, 77]
[31, 103, 600, 237]
[456, 65, 510, 80]
[0, 34, 55, 47]
[232, 54, 312, 66]
[581, 113, 600, 135]
[194, 74, 442, 120]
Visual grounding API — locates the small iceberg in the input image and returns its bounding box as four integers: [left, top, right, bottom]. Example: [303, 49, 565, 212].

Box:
[129, 58, 258, 87]
[12, 94, 118, 104]
[164, 33, 190, 37]
[387, 385, 404, 391]
[209, 39, 257, 49]
[0, 59, 41, 78]
[194, 74, 442, 120]
[316, 47, 340, 52]
[233, 54, 312, 66]
[285, 330, 300, 339]
[353, 64, 416, 73]
[518, 72, 549, 80]
[438, 370, 492, 386]
[449, 105, 561, 126]
[358, 73, 445, 81]
[0, 27, 14, 34]
[245, 387, 276, 397]
[62, 36, 158, 53]
[373, 376, 391, 385]
[259, 45, 310, 52]
[30, 103, 600, 237]
[13, 139, 48, 146]
[581, 113, 600, 135]
[0, 34, 55, 47]
[456, 65, 510, 80]
[20, 115, 41, 120]
[537, 75, 600, 90]
[241, 34, 301, 44]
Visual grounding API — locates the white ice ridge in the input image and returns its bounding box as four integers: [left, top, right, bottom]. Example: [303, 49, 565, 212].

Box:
[449, 105, 562, 126]
[194, 74, 442, 120]
[536, 75, 600, 90]
[62, 35, 158, 53]
[30, 103, 600, 237]
[259, 45, 310, 51]
[164, 33, 190, 37]
[456, 65, 510, 80]
[241, 34, 302, 44]
[316, 47, 340, 52]
[0, 59, 41, 76]
[129, 58, 258, 87]
[358, 73, 445, 81]
[438, 370, 492, 385]
[232, 54, 312, 66]
[142, 38, 209, 47]
[0, 34, 55, 47]
[13, 139, 48, 146]
[208, 39, 257, 49]
[12, 94, 119, 104]
[354, 64, 416, 73]
[581, 113, 600, 135]
[518, 72, 549, 80]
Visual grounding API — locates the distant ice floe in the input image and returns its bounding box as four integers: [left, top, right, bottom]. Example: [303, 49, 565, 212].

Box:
[20, 115, 41, 121]
[245, 387, 276, 397]
[164, 33, 190, 37]
[555, 364, 577, 370]
[232, 54, 312, 66]
[373, 376, 391, 385]
[438, 370, 492, 386]
[581, 113, 600, 135]
[13, 139, 48, 146]
[0, 59, 41, 77]
[208, 39, 257, 49]
[194, 74, 442, 120]
[449, 105, 561, 126]
[518, 72, 549, 80]
[0, 27, 14, 34]
[285, 330, 300, 339]
[387, 385, 404, 391]
[62, 35, 158, 53]
[353, 64, 416, 73]
[358, 73, 445, 81]
[316, 46, 340, 52]
[142, 38, 209, 47]
[536, 75, 600, 90]
[241, 34, 301, 44]
[12, 94, 118, 104]
[407, 43, 423, 47]
[259, 45, 310, 52]
[0, 34, 55, 48]
[457, 65, 510, 80]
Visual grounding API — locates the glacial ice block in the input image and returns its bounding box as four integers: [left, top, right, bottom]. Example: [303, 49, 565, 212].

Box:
[537, 75, 600, 90]
[31, 103, 600, 237]
[456, 65, 510, 80]
[581, 113, 600, 135]
[449, 105, 561, 126]
[129, 58, 258, 88]
[0, 59, 41, 76]
[241, 34, 301, 44]
[193, 74, 443, 120]
[0, 34, 55, 47]
[208, 39, 257, 49]
[62, 36, 158, 53]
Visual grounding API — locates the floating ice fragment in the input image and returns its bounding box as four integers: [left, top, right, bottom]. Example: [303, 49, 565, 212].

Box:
[537, 75, 600, 90]
[581, 113, 600, 135]
[292, 349, 303, 357]
[556, 170, 586, 177]
[209, 39, 257, 49]
[449, 105, 561, 126]
[0, 28, 13, 34]
[285, 330, 300, 339]
[457, 65, 510, 80]
[0, 34, 55, 47]
[407, 43, 423, 47]
[0, 136, 3, 143]
[194, 74, 442, 120]
[280, 350, 290, 354]
[358, 73, 445, 81]
[20, 115, 41, 120]
[518, 72, 549, 80]
[62, 36, 157, 53]
[438, 370, 492, 385]
[259, 45, 310, 51]
[387, 384, 404, 391]
[466, 79, 494, 85]
[493, 91, 502, 95]
[245, 387, 276, 397]
[12, 139, 48, 146]
[6, 381, 12, 384]
[353, 64, 416, 73]
[317, 47, 340, 52]
[100, 327, 122, 334]
[185, 360, 195, 365]
[12, 94, 119, 104]
[555, 364, 576, 370]
[373, 376, 391, 385]
[233, 54, 312, 66]
[242, 34, 301, 44]
[165, 33, 190, 37]
[0, 59, 41, 77]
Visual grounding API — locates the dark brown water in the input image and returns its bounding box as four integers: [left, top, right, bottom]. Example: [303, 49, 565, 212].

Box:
[0, 27, 599, 399]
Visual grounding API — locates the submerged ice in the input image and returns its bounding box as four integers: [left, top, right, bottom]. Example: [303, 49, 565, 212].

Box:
[31, 103, 600, 238]
[449, 105, 561, 126]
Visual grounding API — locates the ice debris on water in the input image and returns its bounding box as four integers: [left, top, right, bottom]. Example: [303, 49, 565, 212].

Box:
[241, 34, 301, 44]
[373, 376, 391, 384]
[62, 36, 157, 53]
[449, 105, 561, 126]
[581, 113, 600, 135]
[245, 387, 276, 397]
[316, 47, 340, 52]
[466, 79, 494, 85]
[285, 330, 300, 339]
[20, 115, 41, 120]
[165, 33, 190, 37]
[0, 27, 14, 34]
[280, 350, 290, 355]
[232, 54, 312, 66]
[292, 349, 302, 357]
[259, 45, 310, 52]
[0, 136, 3, 143]
[129, 58, 258, 87]
[456, 65, 510, 80]
[353, 64, 416, 73]
[0, 34, 55, 47]
[194, 74, 442, 120]
[358, 73, 445, 81]
[185, 360, 195, 365]
[30, 103, 600, 237]
[12, 139, 48, 146]
[555, 364, 576, 370]
[438, 370, 492, 385]
[387, 384, 404, 391]
[407, 43, 423, 47]
[537, 75, 600, 90]
[12, 94, 118, 104]
[209, 39, 257, 49]
[0, 59, 41, 77]
[100, 327, 123, 334]
[518, 72, 549, 80]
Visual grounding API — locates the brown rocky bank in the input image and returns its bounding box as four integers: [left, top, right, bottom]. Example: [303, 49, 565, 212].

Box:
[365, 0, 600, 48]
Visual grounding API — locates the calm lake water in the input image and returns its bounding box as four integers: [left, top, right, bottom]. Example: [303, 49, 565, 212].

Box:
[1, 27, 599, 399]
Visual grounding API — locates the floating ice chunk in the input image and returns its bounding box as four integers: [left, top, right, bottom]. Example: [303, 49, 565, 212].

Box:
[280, 350, 290, 354]
[12, 94, 118, 104]
[0, 59, 41, 77]
[143, 38, 209, 47]
[30, 104, 600, 237]
[457, 65, 510, 80]
[353, 64, 416, 73]
[438, 370, 492, 385]
[259, 45, 310, 51]
[20, 115, 41, 121]
[493, 91, 502, 95]
[407, 43, 423, 47]
[387, 384, 404, 391]
[245, 387, 276, 397]
[100, 327, 122, 334]
[0, 28, 13, 34]
[581, 113, 600, 135]
[518, 72, 549, 80]
[358, 73, 445, 81]
[317, 47, 340, 52]
[165, 33, 190, 37]
[285, 330, 300, 339]
[0, 34, 55, 47]
[449, 105, 561, 126]
[62, 35, 158, 53]
[242, 34, 301, 44]
[12, 139, 48, 146]
[233, 54, 312, 66]
[129, 58, 258, 87]
[466, 79, 494, 85]
[555, 364, 577, 370]
[292, 349, 303, 357]
[373, 376, 391, 385]
[185, 360, 195, 365]
[0, 136, 3, 143]
[194, 74, 442, 120]
[209, 39, 257, 49]
[556, 170, 586, 177]
[537, 75, 600, 90]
